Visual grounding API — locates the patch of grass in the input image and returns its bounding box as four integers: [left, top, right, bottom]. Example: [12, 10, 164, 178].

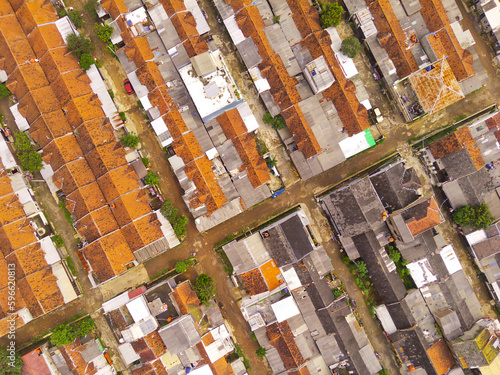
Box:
[141, 157, 149, 167]
[250, 332, 257, 341]
[65, 257, 77, 276]
[108, 90, 114, 99]
[149, 268, 176, 282]
[256, 138, 269, 155]
[137, 100, 144, 108]
[219, 250, 234, 276]
[119, 112, 126, 122]
[59, 198, 73, 224]
[234, 344, 251, 369]
[453, 113, 468, 123]
[51, 234, 64, 248]
[214, 234, 236, 250]
[387, 245, 416, 290]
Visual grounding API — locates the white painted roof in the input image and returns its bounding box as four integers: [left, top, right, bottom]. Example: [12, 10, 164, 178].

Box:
[339, 130, 372, 158]
[281, 267, 302, 291]
[102, 291, 130, 312]
[440, 245, 462, 275]
[40, 236, 61, 265]
[271, 296, 300, 323]
[191, 365, 214, 375]
[0, 134, 16, 169]
[336, 52, 358, 79]
[465, 229, 487, 246]
[224, 16, 246, 44]
[118, 343, 140, 365]
[10, 103, 30, 131]
[407, 259, 437, 288]
[126, 295, 151, 323]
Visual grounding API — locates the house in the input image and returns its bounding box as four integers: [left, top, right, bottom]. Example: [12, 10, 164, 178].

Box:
[424, 113, 500, 219]
[343, 0, 487, 121]
[213, 0, 378, 180]
[225, 209, 381, 374]
[101, 0, 272, 232]
[0, 0, 178, 286]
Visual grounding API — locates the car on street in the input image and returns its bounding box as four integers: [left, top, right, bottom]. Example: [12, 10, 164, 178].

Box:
[372, 107, 383, 123]
[124, 79, 134, 95]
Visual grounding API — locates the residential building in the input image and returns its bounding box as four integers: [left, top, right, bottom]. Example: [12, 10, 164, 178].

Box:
[99, 0, 273, 232]
[213, 0, 379, 180]
[0, 0, 178, 286]
[344, 0, 487, 121]
[223, 209, 382, 374]
[103, 279, 242, 375]
[0, 136, 78, 337]
[423, 111, 500, 219]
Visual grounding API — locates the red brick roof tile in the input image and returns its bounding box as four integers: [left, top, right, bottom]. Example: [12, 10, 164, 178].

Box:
[85, 142, 127, 178]
[183, 36, 209, 58]
[235, 6, 274, 60]
[162, 110, 189, 139]
[121, 213, 163, 251]
[27, 23, 66, 59]
[76, 206, 120, 243]
[216, 108, 248, 139]
[51, 70, 93, 107]
[172, 131, 204, 164]
[233, 133, 271, 187]
[97, 165, 140, 202]
[170, 12, 199, 43]
[267, 321, 306, 370]
[65, 183, 107, 220]
[42, 135, 84, 172]
[241, 268, 268, 295]
[18, 86, 61, 124]
[111, 189, 151, 227]
[404, 197, 443, 236]
[124, 37, 154, 68]
[100, 0, 128, 20]
[158, 0, 186, 17]
[39, 47, 81, 83]
[6, 63, 48, 100]
[286, 0, 322, 38]
[52, 158, 96, 195]
[64, 94, 104, 129]
[15, 0, 58, 35]
[74, 117, 115, 154]
[282, 105, 322, 158]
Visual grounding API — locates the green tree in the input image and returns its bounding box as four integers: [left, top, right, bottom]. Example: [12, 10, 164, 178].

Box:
[19, 151, 42, 173]
[95, 23, 114, 43]
[452, 204, 494, 229]
[160, 200, 179, 223]
[341, 36, 361, 58]
[256, 347, 267, 357]
[0, 346, 24, 374]
[266, 157, 278, 168]
[0, 83, 11, 99]
[389, 249, 401, 263]
[74, 317, 95, 337]
[194, 274, 216, 304]
[263, 113, 286, 130]
[79, 53, 95, 70]
[319, 2, 343, 28]
[144, 171, 159, 186]
[66, 34, 94, 59]
[84, 0, 99, 18]
[120, 132, 140, 148]
[68, 10, 84, 28]
[356, 261, 367, 277]
[173, 214, 188, 238]
[175, 261, 188, 273]
[51, 324, 74, 346]
[14, 132, 32, 152]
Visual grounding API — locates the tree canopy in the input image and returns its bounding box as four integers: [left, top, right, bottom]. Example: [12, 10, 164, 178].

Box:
[51, 317, 95, 346]
[263, 113, 286, 130]
[144, 171, 159, 186]
[452, 204, 494, 229]
[175, 261, 188, 273]
[0, 83, 11, 99]
[120, 132, 140, 148]
[319, 2, 343, 28]
[14, 132, 31, 153]
[341, 36, 361, 58]
[256, 347, 267, 357]
[79, 53, 95, 70]
[194, 274, 216, 304]
[66, 34, 94, 59]
[160, 200, 188, 240]
[0, 347, 23, 375]
[18, 151, 42, 173]
[68, 10, 84, 28]
[95, 23, 114, 43]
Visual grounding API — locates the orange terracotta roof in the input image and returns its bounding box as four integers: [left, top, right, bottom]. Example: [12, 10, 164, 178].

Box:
[184, 156, 227, 214]
[0, 283, 27, 317]
[162, 110, 189, 139]
[235, 6, 274, 60]
[85, 142, 127, 178]
[427, 339, 455, 375]
[0, 14, 26, 44]
[183, 36, 209, 58]
[64, 94, 104, 129]
[116, 16, 134, 45]
[0, 38, 36, 76]
[100, 0, 128, 20]
[259, 259, 281, 291]
[136, 61, 166, 92]
[241, 268, 268, 295]
[258, 54, 301, 111]
[428, 126, 484, 170]
[17, 86, 61, 123]
[17, 277, 44, 317]
[300, 31, 345, 81]
[82, 240, 115, 283]
[216, 108, 247, 139]
[74, 117, 115, 154]
[0, 259, 9, 291]
[52, 158, 96, 195]
[0, 314, 24, 338]
[170, 12, 199, 43]
[65, 183, 107, 220]
[121, 213, 163, 251]
[323, 80, 370, 136]
[286, 0, 322, 38]
[27, 23, 66, 59]
[171, 281, 201, 315]
[111, 189, 151, 227]
[25, 267, 64, 314]
[419, 0, 474, 80]
[42, 135, 84, 172]
[15, 0, 58, 35]
[29, 110, 72, 148]
[212, 356, 235, 375]
[409, 59, 464, 114]
[0, 1, 14, 17]
[99, 230, 135, 276]
[172, 131, 204, 164]
[0, 170, 14, 197]
[144, 331, 167, 358]
[97, 164, 140, 202]
[148, 86, 175, 115]
[59, 338, 97, 375]
[51, 70, 93, 107]
[288, 367, 311, 375]
[39, 48, 81, 83]
[75, 206, 119, 243]
[282, 105, 322, 158]
[267, 321, 306, 370]
[9, 244, 47, 280]
[404, 197, 442, 236]
[158, 0, 186, 17]
[124, 37, 154, 68]
[6, 63, 48, 100]
[0, 218, 37, 257]
[368, 0, 419, 79]
[227, 0, 254, 13]
[202, 331, 215, 346]
[233, 133, 271, 188]
[0, 193, 25, 226]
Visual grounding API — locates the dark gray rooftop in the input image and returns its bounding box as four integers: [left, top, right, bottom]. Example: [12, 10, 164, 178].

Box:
[386, 301, 415, 330]
[390, 329, 437, 375]
[439, 148, 478, 180]
[158, 315, 201, 355]
[353, 231, 406, 305]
